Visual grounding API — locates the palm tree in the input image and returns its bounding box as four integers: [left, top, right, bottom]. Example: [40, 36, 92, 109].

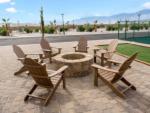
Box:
[53, 19, 57, 34]
[94, 20, 98, 32]
[2, 18, 10, 36]
[40, 7, 45, 38]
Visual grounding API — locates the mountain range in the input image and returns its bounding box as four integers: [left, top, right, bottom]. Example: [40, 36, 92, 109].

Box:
[73, 9, 150, 24]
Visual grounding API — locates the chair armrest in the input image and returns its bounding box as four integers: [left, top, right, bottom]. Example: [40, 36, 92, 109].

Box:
[51, 47, 62, 53]
[48, 65, 68, 77]
[107, 59, 122, 64]
[93, 48, 100, 54]
[47, 69, 55, 74]
[42, 49, 52, 52]
[41, 63, 46, 66]
[26, 53, 42, 56]
[17, 57, 25, 61]
[73, 46, 77, 51]
[92, 64, 119, 74]
[26, 53, 43, 59]
[51, 47, 61, 50]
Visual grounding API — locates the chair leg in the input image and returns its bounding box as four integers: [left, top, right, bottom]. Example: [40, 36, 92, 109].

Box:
[101, 53, 105, 66]
[121, 77, 136, 90]
[49, 57, 52, 63]
[24, 84, 38, 101]
[98, 75, 125, 98]
[14, 66, 28, 75]
[94, 68, 98, 86]
[109, 82, 125, 98]
[94, 56, 97, 63]
[44, 77, 62, 106]
[62, 74, 66, 89]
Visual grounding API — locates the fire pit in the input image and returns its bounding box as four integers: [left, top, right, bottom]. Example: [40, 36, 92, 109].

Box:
[53, 52, 94, 77]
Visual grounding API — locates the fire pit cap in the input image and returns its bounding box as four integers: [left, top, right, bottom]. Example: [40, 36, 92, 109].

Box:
[53, 52, 93, 63]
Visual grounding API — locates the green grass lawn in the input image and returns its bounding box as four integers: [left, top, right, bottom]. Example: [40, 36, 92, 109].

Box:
[99, 43, 150, 64]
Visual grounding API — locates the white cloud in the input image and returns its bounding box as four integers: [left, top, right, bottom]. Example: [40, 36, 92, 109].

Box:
[10, 2, 15, 5]
[143, 2, 150, 9]
[5, 7, 17, 13]
[0, 0, 11, 3]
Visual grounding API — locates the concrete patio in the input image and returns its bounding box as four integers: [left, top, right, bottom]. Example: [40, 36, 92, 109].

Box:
[0, 40, 150, 113]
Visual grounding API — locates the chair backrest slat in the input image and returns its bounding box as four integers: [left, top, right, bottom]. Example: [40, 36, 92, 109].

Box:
[78, 37, 88, 52]
[24, 58, 53, 87]
[111, 53, 138, 83]
[106, 40, 118, 59]
[12, 45, 26, 64]
[108, 39, 118, 52]
[40, 38, 51, 57]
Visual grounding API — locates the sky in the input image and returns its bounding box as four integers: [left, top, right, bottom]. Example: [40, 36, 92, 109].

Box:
[0, 0, 150, 23]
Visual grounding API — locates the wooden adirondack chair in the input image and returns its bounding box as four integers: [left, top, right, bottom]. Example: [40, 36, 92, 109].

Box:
[40, 38, 62, 63]
[92, 53, 137, 98]
[74, 37, 88, 53]
[23, 58, 68, 106]
[94, 39, 118, 66]
[12, 44, 42, 75]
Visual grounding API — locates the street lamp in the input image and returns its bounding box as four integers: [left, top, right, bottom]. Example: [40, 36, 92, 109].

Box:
[61, 13, 65, 35]
[138, 13, 141, 31]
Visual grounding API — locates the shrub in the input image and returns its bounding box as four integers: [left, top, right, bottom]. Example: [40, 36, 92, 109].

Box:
[0, 28, 7, 36]
[98, 24, 105, 28]
[24, 27, 33, 33]
[44, 27, 55, 34]
[19, 28, 24, 32]
[130, 24, 139, 30]
[35, 28, 40, 32]
[144, 24, 149, 30]
[106, 25, 114, 31]
[77, 25, 85, 32]
[48, 27, 55, 34]
[85, 25, 94, 32]
[59, 26, 68, 32]
[106, 25, 118, 31]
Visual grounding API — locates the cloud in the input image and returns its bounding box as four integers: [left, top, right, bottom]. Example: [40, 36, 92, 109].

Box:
[0, 0, 11, 3]
[10, 2, 15, 5]
[143, 2, 150, 9]
[5, 7, 17, 13]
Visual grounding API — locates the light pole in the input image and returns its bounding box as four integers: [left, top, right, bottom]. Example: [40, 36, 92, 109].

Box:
[40, 7, 45, 38]
[138, 13, 141, 31]
[61, 13, 65, 35]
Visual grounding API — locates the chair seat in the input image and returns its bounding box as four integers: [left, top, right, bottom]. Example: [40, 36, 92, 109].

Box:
[98, 69, 115, 81]
[51, 75, 62, 85]
[51, 51, 59, 56]
[96, 53, 110, 59]
[47, 69, 62, 85]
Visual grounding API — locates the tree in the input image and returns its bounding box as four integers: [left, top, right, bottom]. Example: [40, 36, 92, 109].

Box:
[2, 18, 10, 36]
[40, 7, 45, 38]
[94, 20, 98, 32]
[53, 19, 57, 34]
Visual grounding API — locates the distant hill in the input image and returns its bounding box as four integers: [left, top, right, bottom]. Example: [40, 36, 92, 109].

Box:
[73, 9, 150, 24]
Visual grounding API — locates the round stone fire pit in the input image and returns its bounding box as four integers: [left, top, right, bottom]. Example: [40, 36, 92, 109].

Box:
[53, 52, 94, 77]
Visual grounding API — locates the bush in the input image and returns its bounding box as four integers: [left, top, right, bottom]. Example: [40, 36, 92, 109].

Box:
[48, 27, 55, 34]
[24, 27, 33, 33]
[19, 28, 24, 32]
[98, 24, 105, 28]
[59, 26, 68, 32]
[44, 27, 55, 34]
[85, 25, 94, 32]
[130, 24, 139, 30]
[0, 28, 7, 36]
[144, 24, 149, 30]
[35, 28, 39, 32]
[106, 25, 118, 31]
[77, 25, 85, 32]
